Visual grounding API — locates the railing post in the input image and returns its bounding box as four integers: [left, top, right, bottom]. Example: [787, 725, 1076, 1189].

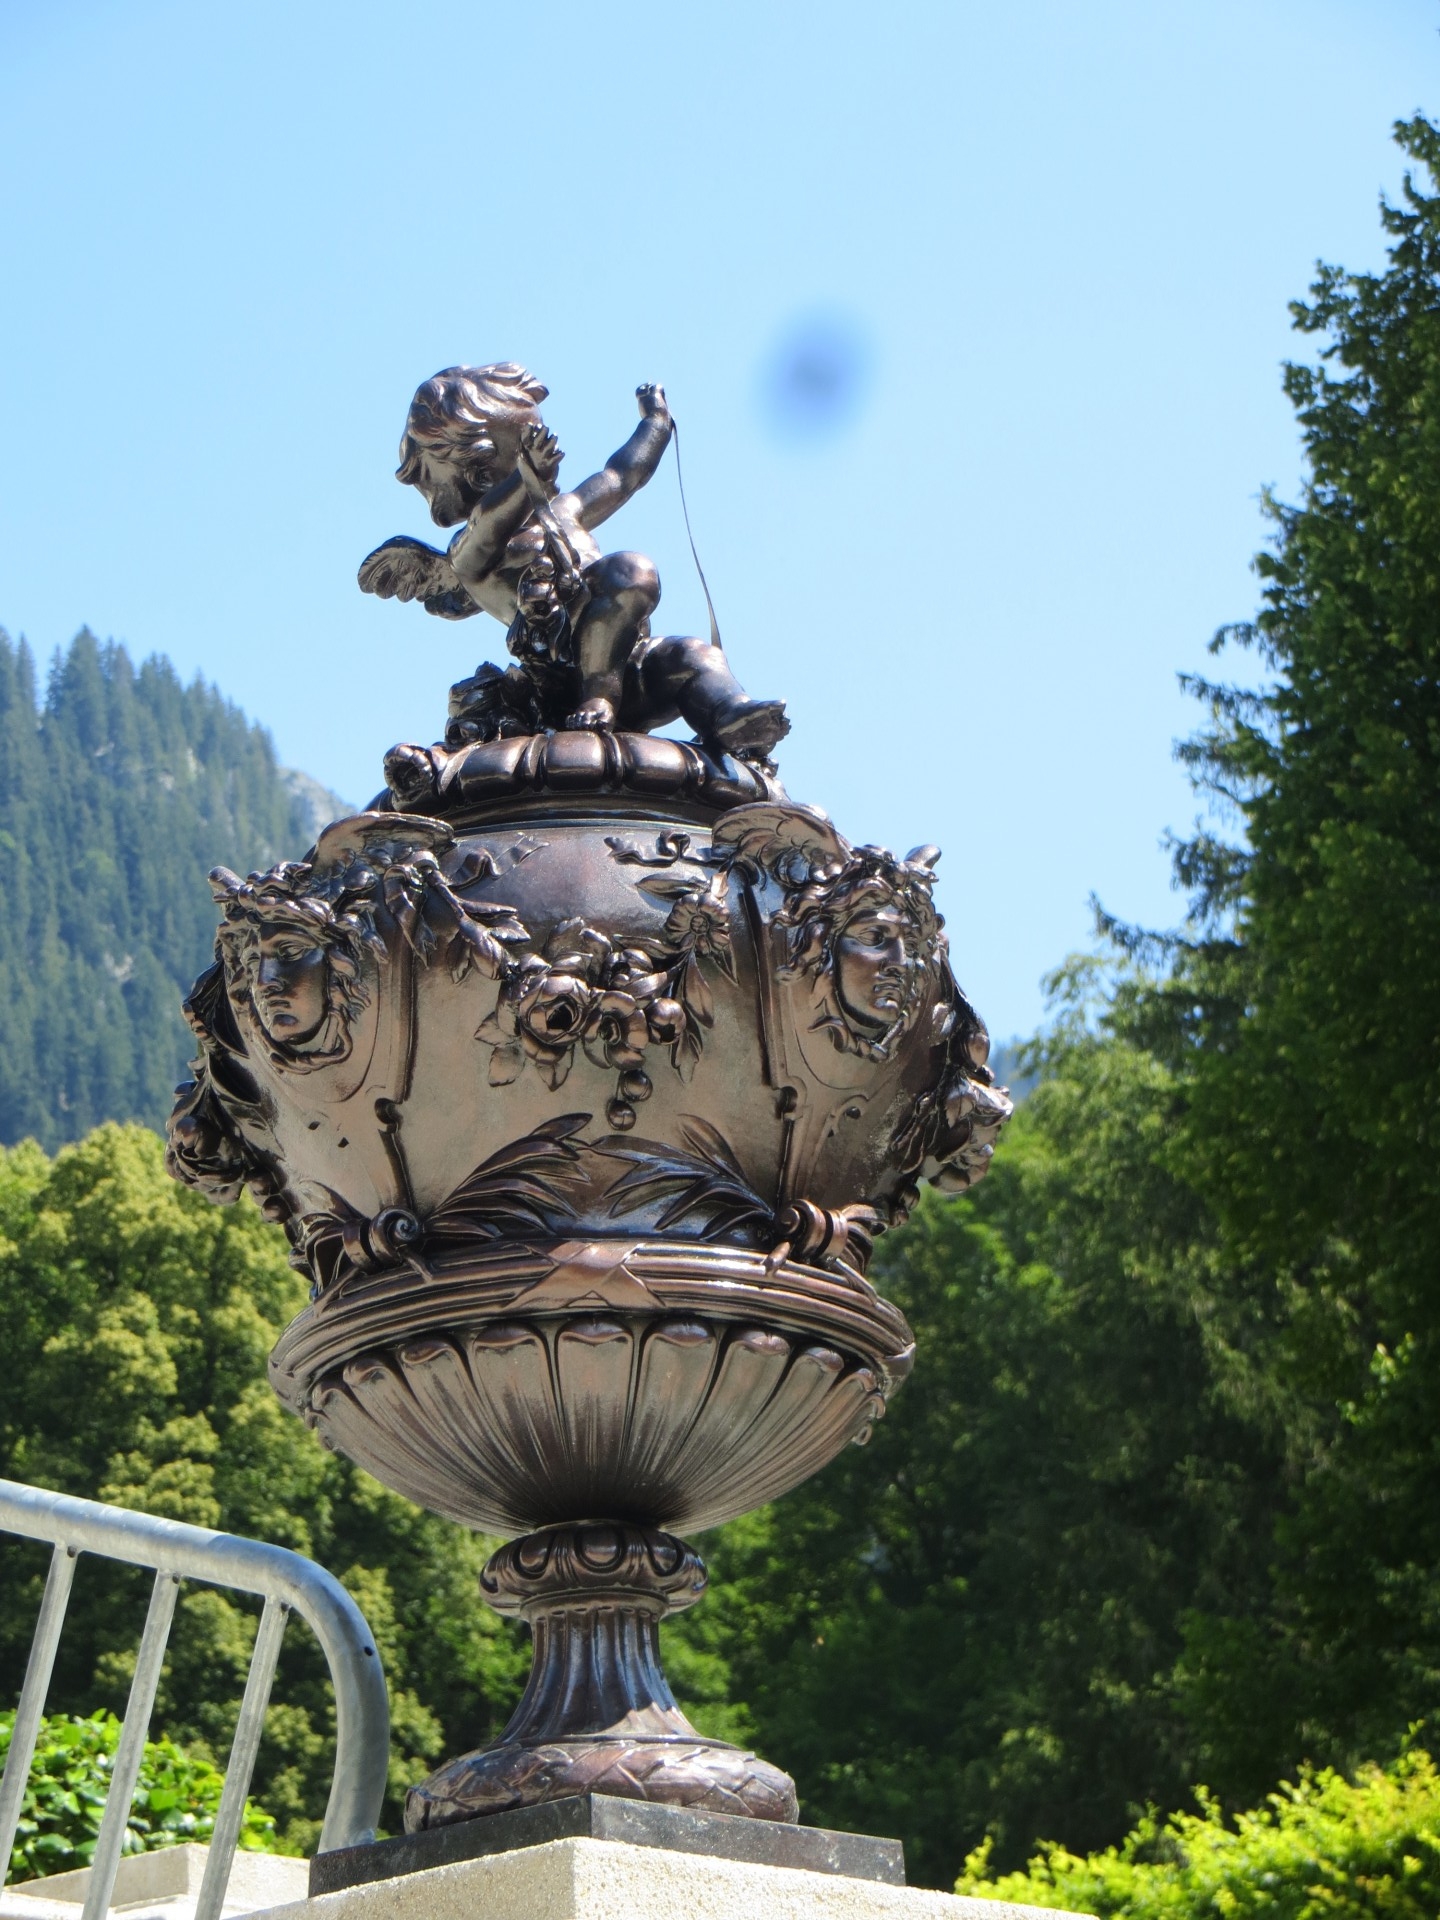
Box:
[0, 1543, 78, 1889]
[0, 1476, 388, 1895]
[79, 1570, 181, 1920]
[194, 1596, 289, 1920]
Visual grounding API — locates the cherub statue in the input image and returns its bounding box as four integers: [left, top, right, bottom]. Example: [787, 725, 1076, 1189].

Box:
[358, 363, 789, 757]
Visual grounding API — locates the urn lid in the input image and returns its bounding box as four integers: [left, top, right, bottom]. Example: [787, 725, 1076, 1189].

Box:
[377, 724, 786, 826]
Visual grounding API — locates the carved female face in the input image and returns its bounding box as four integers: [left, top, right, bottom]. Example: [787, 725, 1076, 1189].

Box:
[834, 904, 911, 1033]
[252, 924, 330, 1044]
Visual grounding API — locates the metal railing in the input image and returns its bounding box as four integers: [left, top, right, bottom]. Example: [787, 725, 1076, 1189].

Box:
[0, 1477, 389, 1920]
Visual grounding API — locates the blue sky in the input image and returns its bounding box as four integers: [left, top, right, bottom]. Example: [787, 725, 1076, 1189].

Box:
[2, 0, 1436, 1039]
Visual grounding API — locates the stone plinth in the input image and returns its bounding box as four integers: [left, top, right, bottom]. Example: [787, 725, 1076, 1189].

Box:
[310, 1792, 905, 1893]
[254, 1837, 1080, 1920]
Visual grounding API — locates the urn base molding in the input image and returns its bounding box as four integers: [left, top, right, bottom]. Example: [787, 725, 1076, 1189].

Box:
[406, 1522, 796, 1830]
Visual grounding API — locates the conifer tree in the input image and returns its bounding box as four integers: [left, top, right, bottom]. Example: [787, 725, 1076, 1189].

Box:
[0, 630, 333, 1149]
[1114, 113, 1440, 1797]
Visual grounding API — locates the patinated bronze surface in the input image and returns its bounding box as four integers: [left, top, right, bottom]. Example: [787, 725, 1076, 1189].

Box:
[411, 1520, 795, 1825]
[357, 369, 789, 756]
[166, 362, 1012, 1833]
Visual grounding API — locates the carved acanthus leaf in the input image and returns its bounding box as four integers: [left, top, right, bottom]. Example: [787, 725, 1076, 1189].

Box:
[593, 1118, 772, 1241]
[425, 1113, 591, 1244]
[710, 802, 849, 888]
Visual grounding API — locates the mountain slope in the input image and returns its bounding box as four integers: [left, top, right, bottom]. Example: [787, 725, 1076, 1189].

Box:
[0, 628, 346, 1149]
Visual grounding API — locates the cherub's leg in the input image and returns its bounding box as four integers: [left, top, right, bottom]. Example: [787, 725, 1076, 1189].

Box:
[566, 552, 660, 728]
[628, 636, 790, 755]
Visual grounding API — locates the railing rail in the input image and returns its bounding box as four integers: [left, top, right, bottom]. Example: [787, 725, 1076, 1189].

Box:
[0, 1476, 389, 1920]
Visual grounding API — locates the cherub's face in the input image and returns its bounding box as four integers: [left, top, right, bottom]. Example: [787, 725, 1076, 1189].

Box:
[252, 924, 329, 1045]
[409, 447, 486, 529]
[407, 412, 538, 526]
[834, 905, 911, 1032]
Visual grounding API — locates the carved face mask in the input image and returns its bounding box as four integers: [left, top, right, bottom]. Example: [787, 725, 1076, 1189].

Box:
[833, 905, 912, 1033]
[252, 924, 330, 1045]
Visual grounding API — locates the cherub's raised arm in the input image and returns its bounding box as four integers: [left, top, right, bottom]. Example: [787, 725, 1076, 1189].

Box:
[449, 469, 531, 585]
[451, 426, 562, 586]
[571, 384, 673, 531]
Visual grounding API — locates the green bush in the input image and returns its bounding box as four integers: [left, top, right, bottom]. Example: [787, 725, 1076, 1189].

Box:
[0, 1123, 528, 1852]
[2, 1709, 276, 1884]
[955, 1747, 1440, 1920]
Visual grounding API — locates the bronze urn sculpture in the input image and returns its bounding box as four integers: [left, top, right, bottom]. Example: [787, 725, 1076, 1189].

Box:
[166, 365, 1011, 1834]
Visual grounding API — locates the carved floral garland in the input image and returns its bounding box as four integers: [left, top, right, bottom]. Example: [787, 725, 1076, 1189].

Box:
[474, 872, 734, 1130]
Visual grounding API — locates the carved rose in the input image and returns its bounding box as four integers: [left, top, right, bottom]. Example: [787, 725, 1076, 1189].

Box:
[657, 880, 734, 975]
[590, 990, 651, 1071]
[165, 1076, 253, 1204]
[517, 971, 594, 1049]
[472, 890, 739, 1122]
[478, 960, 597, 1091]
[929, 1074, 1014, 1192]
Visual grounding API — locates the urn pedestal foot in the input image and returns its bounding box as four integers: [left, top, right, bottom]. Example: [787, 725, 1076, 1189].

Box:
[404, 1521, 797, 1832]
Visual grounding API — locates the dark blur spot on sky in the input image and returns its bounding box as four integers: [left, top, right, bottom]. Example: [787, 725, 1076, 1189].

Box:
[761, 313, 872, 441]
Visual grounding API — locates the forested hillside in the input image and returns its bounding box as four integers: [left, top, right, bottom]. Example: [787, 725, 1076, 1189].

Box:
[0, 631, 344, 1149]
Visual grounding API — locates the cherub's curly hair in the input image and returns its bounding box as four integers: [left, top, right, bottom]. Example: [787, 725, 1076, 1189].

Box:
[396, 363, 549, 488]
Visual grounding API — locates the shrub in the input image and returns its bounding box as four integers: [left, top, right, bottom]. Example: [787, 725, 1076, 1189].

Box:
[955, 1747, 1440, 1920]
[2, 1709, 276, 1884]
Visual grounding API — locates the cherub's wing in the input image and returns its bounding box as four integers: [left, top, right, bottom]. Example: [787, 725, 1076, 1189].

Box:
[357, 537, 480, 620]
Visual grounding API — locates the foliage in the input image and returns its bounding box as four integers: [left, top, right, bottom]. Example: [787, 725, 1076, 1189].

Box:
[1106, 113, 1440, 1799]
[0, 629, 336, 1150]
[0, 1125, 527, 1852]
[955, 1746, 1440, 1920]
[2, 1709, 275, 1885]
[666, 115, 1440, 1884]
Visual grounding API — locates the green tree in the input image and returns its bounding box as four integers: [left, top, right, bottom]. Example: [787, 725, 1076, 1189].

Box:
[0, 1125, 526, 1851]
[956, 1746, 1440, 1920]
[1119, 113, 1440, 1796]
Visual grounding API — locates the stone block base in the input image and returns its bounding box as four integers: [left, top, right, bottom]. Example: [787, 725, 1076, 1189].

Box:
[311, 1792, 904, 1894]
[252, 1837, 1081, 1920]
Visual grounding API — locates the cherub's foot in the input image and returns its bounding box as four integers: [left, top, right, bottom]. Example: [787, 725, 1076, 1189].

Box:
[563, 697, 618, 731]
[711, 698, 790, 757]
